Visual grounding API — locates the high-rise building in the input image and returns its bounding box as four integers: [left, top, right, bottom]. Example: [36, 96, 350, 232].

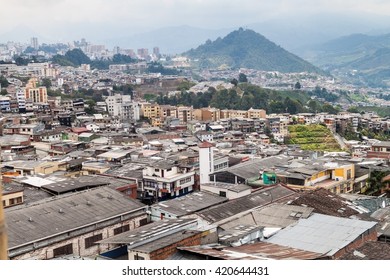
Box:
[30, 37, 39, 50]
[153, 47, 160, 56]
[137, 48, 149, 59]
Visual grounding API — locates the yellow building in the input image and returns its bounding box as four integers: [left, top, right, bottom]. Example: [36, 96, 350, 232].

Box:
[24, 78, 48, 103]
[278, 163, 355, 194]
[141, 103, 161, 119]
[247, 108, 266, 119]
[151, 118, 163, 127]
[193, 107, 221, 121]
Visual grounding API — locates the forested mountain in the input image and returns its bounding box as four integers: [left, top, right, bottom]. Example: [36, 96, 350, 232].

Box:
[184, 28, 325, 74]
[304, 33, 390, 87]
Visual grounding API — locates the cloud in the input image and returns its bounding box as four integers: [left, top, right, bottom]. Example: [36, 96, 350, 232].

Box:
[1, 0, 390, 42]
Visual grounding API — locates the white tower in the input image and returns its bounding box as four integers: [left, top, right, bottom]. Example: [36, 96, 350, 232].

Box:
[199, 141, 214, 184]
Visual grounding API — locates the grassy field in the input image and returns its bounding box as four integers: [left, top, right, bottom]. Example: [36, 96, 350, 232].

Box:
[286, 124, 342, 152]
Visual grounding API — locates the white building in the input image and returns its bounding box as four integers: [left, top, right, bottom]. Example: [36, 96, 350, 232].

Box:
[16, 88, 26, 112]
[199, 141, 214, 184]
[142, 160, 195, 200]
[105, 93, 140, 121]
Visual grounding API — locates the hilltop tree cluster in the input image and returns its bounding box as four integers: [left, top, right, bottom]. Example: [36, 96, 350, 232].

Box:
[155, 83, 339, 115]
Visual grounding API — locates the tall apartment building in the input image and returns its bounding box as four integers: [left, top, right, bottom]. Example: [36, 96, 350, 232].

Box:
[137, 48, 149, 59]
[193, 108, 221, 122]
[159, 105, 177, 119]
[24, 78, 47, 104]
[177, 106, 193, 124]
[153, 47, 160, 56]
[141, 103, 161, 119]
[105, 94, 139, 121]
[30, 37, 39, 50]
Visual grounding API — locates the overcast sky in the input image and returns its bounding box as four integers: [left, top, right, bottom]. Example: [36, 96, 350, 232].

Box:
[2, 0, 390, 43]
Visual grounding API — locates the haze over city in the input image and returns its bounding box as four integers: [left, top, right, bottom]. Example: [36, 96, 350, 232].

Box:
[2, 0, 390, 52]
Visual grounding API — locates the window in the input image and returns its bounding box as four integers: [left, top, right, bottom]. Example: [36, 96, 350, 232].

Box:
[53, 244, 73, 257]
[85, 234, 103, 249]
[179, 177, 191, 185]
[114, 225, 130, 235]
[347, 169, 351, 180]
[219, 191, 227, 197]
[139, 218, 148, 226]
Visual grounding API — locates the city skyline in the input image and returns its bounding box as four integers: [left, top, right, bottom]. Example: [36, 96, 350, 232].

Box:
[2, 1, 390, 47]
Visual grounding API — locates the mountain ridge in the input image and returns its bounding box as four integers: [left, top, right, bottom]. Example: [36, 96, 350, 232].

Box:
[183, 28, 325, 74]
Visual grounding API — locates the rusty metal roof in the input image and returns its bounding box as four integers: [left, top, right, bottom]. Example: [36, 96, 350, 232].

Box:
[178, 242, 323, 260]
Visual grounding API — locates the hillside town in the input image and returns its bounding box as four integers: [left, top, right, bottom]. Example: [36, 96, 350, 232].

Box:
[2, 40, 390, 261]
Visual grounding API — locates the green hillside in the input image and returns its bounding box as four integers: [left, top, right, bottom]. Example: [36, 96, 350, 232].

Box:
[184, 28, 325, 74]
[305, 33, 390, 87]
[286, 124, 341, 152]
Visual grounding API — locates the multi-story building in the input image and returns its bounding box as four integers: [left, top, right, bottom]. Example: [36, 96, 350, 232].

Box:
[6, 187, 148, 260]
[367, 141, 390, 159]
[276, 161, 355, 194]
[30, 37, 39, 50]
[0, 96, 10, 112]
[16, 88, 26, 113]
[247, 108, 266, 119]
[177, 106, 193, 124]
[193, 107, 221, 122]
[105, 94, 139, 121]
[159, 105, 177, 120]
[221, 109, 247, 119]
[24, 78, 48, 104]
[142, 160, 195, 201]
[141, 102, 160, 119]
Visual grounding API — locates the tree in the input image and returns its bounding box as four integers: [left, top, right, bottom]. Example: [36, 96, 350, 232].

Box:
[230, 78, 238, 87]
[308, 100, 319, 113]
[322, 103, 339, 114]
[85, 100, 97, 115]
[347, 106, 359, 113]
[238, 73, 248, 83]
[40, 78, 52, 88]
[14, 56, 29, 66]
[0, 75, 9, 88]
[294, 81, 302, 90]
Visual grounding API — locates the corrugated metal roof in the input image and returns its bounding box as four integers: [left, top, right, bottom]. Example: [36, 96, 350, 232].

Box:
[99, 219, 197, 246]
[152, 191, 228, 217]
[5, 187, 146, 249]
[178, 242, 323, 260]
[266, 213, 377, 256]
[214, 155, 291, 179]
[197, 184, 296, 224]
[219, 204, 313, 230]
